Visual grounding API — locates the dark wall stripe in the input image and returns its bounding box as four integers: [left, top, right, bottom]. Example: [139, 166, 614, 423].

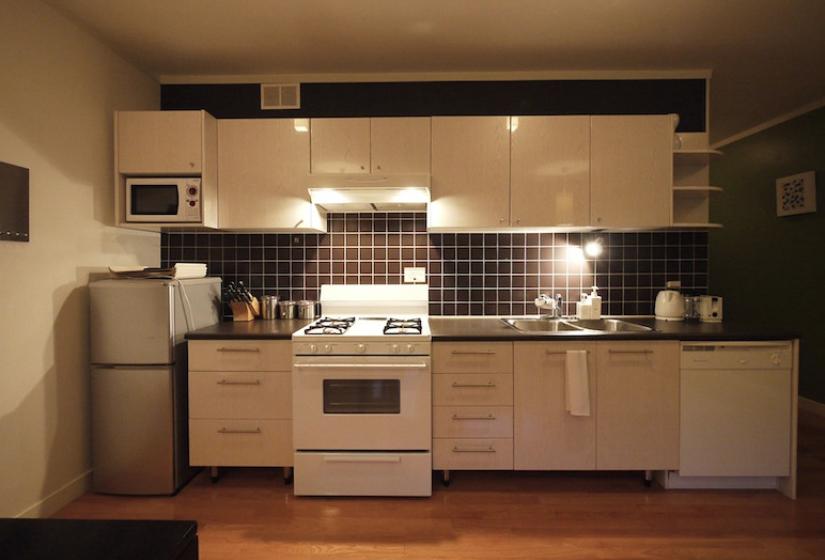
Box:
[161, 79, 706, 132]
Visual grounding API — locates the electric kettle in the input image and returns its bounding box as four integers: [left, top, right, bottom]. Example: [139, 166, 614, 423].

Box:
[655, 281, 686, 321]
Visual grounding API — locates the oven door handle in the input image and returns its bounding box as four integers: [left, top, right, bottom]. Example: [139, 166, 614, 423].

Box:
[293, 363, 429, 369]
[322, 455, 402, 464]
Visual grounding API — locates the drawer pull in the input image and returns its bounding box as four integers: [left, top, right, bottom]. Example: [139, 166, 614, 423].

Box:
[452, 382, 496, 388]
[217, 427, 261, 434]
[217, 347, 260, 353]
[452, 413, 496, 421]
[608, 349, 654, 355]
[451, 351, 496, 356]
[217, 379, 261, 386]
[545, 350, 576, 356]
[323, 455, 401, 464]
[452, 446, 496, 453]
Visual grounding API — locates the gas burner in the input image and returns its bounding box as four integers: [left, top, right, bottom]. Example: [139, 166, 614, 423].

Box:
[304, 317, 355, 335]
[383, 317, 423, 335]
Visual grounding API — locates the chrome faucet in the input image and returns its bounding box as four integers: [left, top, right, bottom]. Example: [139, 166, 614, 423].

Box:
[535, 293, 564, 319]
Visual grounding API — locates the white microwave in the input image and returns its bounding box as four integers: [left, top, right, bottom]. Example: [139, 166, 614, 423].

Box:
[125, 177, 201, 223]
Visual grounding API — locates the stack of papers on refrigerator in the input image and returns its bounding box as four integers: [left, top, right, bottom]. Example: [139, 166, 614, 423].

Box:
[108, 263, 207, 279]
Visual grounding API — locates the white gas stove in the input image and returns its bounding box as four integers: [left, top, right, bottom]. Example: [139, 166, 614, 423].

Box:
[292, 284, 432, 497]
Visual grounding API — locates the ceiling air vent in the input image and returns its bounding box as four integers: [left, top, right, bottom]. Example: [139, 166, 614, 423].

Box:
[260, 83, 301, 110]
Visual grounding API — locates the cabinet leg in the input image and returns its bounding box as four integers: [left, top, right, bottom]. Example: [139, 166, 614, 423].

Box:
[283, 466, 293, 485]
[442, 470, 451, 487]
[210, 466, 219, 483]
[643, 470, 653, 487]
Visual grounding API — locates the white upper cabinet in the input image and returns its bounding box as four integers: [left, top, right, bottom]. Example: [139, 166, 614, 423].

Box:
[429, 116, 511, 229]
[370, 117, 431, 174]
[117, 111, 206, 174]
[310, 118, 371, 173]
[218, 119, 323, 231]
[590, 115, 673, 228]
[510, 116, 590, 227]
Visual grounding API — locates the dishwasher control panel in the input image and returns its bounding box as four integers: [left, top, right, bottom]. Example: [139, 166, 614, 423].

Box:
[681, 342, 792, 370]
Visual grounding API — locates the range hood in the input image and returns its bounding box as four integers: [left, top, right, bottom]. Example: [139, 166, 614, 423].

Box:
[308, 174, 430, 212]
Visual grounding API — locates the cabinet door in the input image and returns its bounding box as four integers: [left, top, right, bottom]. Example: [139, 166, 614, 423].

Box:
[510, 116, 590, 227]
[310, 118, 370, 173]
[117, 111, 203, 174]
[370, 117, 430, 174]
[590, 115, 673, 228]
[514, 342, 597, 470]
[596, 341, 680, 470]
[429, 117, 511, 229]
[218, 119, 314, 229]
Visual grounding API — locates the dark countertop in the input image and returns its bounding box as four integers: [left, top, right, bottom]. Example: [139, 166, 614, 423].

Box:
[186, 319, 312, 340]
[0, 518, 198, 560]
[186, 317, 797, 342]
[428, 317, 798, 342]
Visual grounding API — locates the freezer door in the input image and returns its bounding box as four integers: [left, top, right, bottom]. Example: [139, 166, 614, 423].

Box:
[91, 366, 176, 495]
[90, 280, 174, 365]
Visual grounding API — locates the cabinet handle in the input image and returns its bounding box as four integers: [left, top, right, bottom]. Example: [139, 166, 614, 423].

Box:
[452, 446, 496, 453]
[608, 349, 654, 355]
[451, 351, 496, 356]
[452, 382, 496, 388]
[545, 350, 571, 356]
[217, 379, 261, 386]
[452, 413, 496, 421]
[217, 347, 260, 353]
[217, 427, 261, 434]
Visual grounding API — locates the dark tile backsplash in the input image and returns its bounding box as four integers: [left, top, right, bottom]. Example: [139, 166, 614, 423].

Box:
[161, 213, 709, 317]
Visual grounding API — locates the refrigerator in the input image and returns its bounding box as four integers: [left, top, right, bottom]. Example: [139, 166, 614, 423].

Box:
[89, 277, 221, 495]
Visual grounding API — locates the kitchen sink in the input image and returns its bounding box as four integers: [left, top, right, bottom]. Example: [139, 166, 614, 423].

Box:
[501, 318, 584, 332]
[565, 319, 653, 332]
[502, 317, 653, 334]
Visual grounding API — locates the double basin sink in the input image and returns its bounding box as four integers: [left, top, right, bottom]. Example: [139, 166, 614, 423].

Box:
[502, 317, 652, 334]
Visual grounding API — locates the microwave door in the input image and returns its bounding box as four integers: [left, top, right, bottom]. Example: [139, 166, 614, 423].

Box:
[130, 184, 179, 218]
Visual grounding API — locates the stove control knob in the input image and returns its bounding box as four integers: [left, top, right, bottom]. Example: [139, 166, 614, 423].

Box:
[309, 344, 318, 354]
[406, 344, 416, 353]
[391, 344, 400, 353]
[324, 344, 332, 354]
[357, 344, 366, 354]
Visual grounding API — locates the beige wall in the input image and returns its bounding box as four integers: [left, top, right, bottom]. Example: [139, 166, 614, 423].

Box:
[0, 0, 160, 517]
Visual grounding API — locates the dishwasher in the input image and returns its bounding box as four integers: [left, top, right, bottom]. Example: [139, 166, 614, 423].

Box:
[679, 341, 793, 478]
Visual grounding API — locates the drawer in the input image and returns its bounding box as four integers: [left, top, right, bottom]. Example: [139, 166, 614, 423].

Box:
[188, 340, 291, 372]
[433, 406, 513, 438]
[433, 373, 513, 406]
[189, 419, 292, 467]
[189, 371, 291, 420]
[433, 342, 513, 374]
[294, 452, 432, 497]
[681, 342, 792, 370]
[433, 438, 513, 470]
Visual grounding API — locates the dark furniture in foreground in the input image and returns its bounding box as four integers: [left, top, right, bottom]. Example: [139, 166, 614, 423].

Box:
[0, 519, 197, 560]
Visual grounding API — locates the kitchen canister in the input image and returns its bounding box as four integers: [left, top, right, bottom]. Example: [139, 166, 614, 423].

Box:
[297, 300, 317, 320]
[261, 295, 279, 320]
[278, 300, 297, 319]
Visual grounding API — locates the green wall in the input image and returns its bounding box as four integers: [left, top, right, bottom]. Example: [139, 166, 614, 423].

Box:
[711, 106, 825, 403]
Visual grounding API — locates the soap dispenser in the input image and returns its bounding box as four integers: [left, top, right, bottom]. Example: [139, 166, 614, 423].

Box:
[589, 286, 602, 319]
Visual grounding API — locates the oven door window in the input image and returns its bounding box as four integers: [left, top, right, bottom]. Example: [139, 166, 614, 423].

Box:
[131, 185, 179, 215]
[323, 379, 401, 414]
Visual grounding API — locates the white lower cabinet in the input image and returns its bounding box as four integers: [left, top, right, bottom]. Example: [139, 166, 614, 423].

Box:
[514, 342, 597, 470]
[188, 340, 293, 469]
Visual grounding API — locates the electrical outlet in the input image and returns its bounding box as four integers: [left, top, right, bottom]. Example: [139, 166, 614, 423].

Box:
[404, 267, 426, 283]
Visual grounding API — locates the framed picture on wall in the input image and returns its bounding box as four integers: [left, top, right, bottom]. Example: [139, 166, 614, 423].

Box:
[776, 171, 816, 217]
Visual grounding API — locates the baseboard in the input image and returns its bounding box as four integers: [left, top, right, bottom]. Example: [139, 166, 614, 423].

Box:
[659, 471, 779, 490]
[15, 470, 92, 518]
[799, 397, 825, 419]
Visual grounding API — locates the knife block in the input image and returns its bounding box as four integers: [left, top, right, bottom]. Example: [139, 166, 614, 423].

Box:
[230, 297, 260, 322]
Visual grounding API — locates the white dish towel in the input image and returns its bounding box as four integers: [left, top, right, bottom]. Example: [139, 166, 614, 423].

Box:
[564, 350, 591, 416]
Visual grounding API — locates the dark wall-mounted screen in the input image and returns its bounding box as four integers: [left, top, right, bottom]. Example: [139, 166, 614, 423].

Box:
[0, 161, 29, 242]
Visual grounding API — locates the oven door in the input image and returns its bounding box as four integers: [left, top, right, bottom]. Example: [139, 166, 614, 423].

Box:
[293, 355, 431, 451]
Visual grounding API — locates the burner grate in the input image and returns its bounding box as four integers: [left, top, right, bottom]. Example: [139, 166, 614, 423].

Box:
[304, 317, 355, 335]
[383, 317, 423, 335]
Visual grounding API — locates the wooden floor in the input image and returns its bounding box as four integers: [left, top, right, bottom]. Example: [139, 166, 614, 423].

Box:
[56, 413, 825, 560]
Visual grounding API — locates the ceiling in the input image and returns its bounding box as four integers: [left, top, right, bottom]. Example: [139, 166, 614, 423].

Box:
[46, 0, 825, 143]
